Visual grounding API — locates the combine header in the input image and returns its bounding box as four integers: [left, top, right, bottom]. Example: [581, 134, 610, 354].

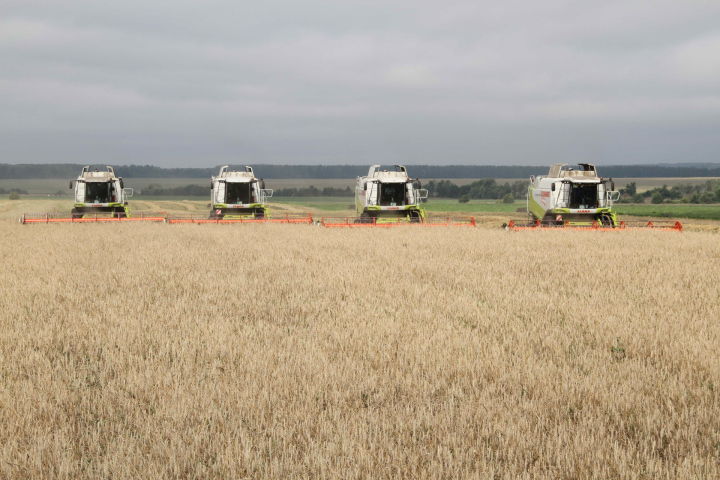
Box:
[506, 163, 682, 231]
[20, 212, 166, 224]
[320, 216, 476, 228]
[166, 213, 313, 224]
[506, 219, 683, 231]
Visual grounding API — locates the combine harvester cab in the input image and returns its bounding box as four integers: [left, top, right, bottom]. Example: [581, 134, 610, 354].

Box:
[166, 165, 312, 224]
[320, 165, 475, 227]
[71, 166, 133, 218]
[20, 166, 166, 224]
[506, 163, 682, 231]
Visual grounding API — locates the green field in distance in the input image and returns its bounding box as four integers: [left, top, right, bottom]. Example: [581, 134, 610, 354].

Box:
[274, 197, 720, 219]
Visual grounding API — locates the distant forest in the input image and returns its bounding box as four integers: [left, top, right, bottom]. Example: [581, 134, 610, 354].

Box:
[2, 163, 720, 179]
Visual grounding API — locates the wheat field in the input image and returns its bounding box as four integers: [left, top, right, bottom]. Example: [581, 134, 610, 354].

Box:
[0, 206, 719, 478]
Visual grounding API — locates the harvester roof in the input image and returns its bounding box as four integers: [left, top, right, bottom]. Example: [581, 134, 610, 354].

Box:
[369, 172, 408, 183]
[548, 163, 600, 180]
[220, 171, 255, 183]
[80, 170, 117, 182]
[216, 165, 256, 182]
[366, 165, 410, 183]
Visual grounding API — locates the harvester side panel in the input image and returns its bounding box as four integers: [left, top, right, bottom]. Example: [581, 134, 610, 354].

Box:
[75, 182, 86, 203]
[215, 182, 226, 204]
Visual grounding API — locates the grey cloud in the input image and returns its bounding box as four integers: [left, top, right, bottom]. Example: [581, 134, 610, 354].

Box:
[0, 0, 719, 166]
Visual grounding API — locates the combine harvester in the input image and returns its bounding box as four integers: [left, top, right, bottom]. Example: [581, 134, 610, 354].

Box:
[320, 164, 475, 227]
[506, 163, 682, 231]
[20, 166, 165, 224]
[166, 165, 312, 224]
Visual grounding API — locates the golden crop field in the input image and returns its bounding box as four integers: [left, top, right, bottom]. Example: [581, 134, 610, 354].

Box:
[1, 200, 719, 479]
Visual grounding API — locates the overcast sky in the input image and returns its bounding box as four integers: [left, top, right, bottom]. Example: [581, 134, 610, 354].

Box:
[1, 0, 719, 167]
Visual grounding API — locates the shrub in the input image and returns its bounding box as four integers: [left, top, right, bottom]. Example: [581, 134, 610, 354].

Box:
[700, 192, 715, 203]
[8, 192, 20, 200]
[458, 194, 470, 204]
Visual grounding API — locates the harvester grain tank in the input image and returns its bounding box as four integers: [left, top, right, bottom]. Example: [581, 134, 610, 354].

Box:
[527, 163, 620, 226]
[355, 165, 428, 223]
[210, 165, 273, 219]
[69, 166, 133, 218]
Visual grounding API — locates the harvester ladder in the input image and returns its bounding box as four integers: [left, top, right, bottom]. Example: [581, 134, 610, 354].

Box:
[367, 181, 378, 206]
[558, 183, 570, 208]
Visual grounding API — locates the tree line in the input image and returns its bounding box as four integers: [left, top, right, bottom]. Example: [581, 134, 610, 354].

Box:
[424, 179, 527, 202]
[129, 179, 720, 204]
[0, 187, 29, 194]
[618, 181, 720, 204]
[140, 184, 208, 196]
[2, 163, 720, 179]
[273, 186, 353, 197]
[139, 180, 524, 200]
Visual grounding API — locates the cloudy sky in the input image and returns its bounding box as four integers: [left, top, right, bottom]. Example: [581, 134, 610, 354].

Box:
[1, 0, 719, 166]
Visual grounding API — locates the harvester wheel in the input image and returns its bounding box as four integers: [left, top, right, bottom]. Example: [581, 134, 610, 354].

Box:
[115, 209, 127, 219]
[541, 215, 559, 226]
[255, 209, 265, 219]
[409, 211, 421, 223]
[600, 214, 613, 227]
[71, 208, 83, 219]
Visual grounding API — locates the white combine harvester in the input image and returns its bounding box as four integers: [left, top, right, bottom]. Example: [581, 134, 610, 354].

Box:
[70, 165, 134, 218]
[354, 165, 428, 223]
[209, 165, 273, 219]
[165, 165, 313, 224]
[506, 163, 683, 231]
[320, 164, 476, 227]
[527, 163, 620, 226]
[19, 165, 168, 223]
